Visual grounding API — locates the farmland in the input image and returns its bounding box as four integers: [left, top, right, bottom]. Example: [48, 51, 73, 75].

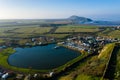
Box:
[0, 25, 100, 39]
[55, 25, 99, 33]
[0, 26, 52, 38]
[98, 28, 120, 38]
[1, 24, 120, 39]
[107, 30, 120, 38]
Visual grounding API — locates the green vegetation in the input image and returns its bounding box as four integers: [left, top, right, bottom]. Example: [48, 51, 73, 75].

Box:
[0, 47, 88, 75]
[0, 25, 100, 39]
[0, 48, 16, 68]
[98, 28, 120, 38]
[59, 43, 115, 80]
[54, 52, 89, 73]
[45, 34, 70, 39]
[11, 27, 52, 34]
[59, 25, 98, 28]
[0, 39, 5, 43]
[98, 28, 112, 36]
[107, 30, 120, 38]
[1, 24, 120, 79]
[56, 25, 99, 33]
[0, 48, 50, 73]
[0, 48, 15, 55]
[1, 25, 120, 40]
[0, 26, 52, 38]
[58, 53, 97, 80]
[98, 43, 115, 59]
[75, 74, 99, 80]
[112, 43, 120, 79]
[0, 27, 17, 33]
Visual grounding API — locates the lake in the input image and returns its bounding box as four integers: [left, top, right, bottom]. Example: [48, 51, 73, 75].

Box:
[8, 44, 80, 70]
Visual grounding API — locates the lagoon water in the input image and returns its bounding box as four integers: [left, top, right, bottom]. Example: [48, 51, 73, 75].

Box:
[8, 44, 80, 70]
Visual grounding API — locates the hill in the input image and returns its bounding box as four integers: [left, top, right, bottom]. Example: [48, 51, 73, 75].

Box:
[68, 15, 92, 24]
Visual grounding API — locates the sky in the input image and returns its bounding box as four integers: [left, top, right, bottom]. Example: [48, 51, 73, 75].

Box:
[0, 0, 120, 21]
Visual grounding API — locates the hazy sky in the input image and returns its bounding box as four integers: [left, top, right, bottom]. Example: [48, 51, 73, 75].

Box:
[0, 0, 120, 20]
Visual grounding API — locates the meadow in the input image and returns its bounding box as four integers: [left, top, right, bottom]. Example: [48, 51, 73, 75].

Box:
[98, 28, 120, 38]
[0, 25, 100, 39]
[0, 26, 52, 38]
[55, 25, 99, 33]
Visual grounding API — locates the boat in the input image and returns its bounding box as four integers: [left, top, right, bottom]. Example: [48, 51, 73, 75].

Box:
[54, 46, 59, 49]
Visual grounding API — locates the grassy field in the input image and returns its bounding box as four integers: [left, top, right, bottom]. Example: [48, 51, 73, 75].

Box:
[55, 25, 99, 33]
[45, 34, 70, 39]
[0, 39, 5, 43]
[1, 25, 99, 39]
[2, 25, 120, 39]
[98, 28, 120, 38]
[0, 25, 39, 32]
[107, 30, 120, 38]
[11, 27, 52, 34]
[0, 26, 52, 38]
[58, 25, 98, 28]
[75, 74, 99, 80]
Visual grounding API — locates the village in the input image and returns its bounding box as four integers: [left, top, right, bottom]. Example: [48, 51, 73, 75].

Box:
[0, 34, 119, 80]
[58, 35, 119, 54]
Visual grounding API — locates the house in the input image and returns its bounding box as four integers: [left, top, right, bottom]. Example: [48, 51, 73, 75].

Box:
[16, 74, 24, 79]
[2, 73, 9, 80]
[117, 26, 120, 29]
[49, 72, 54, 77]
[33, 74, 38, 78]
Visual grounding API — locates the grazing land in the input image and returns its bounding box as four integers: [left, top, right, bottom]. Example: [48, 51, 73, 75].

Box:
[98, 28, 120, 38]
[55, 25, 99, 33]
[0, 26, 52, 38]
[0, 25, 100, 39]
[107, 30, 120, 38]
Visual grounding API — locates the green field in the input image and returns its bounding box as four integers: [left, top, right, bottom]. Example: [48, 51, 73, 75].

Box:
[1, 25, 120, 41]
[98, 28, 120, 38]
[58, 25, 98, 28]
[0, 39, 5, 43]
[107, 30, 120, 38]
[11, 27, 52, 34]
[56, 25, 99, 33]
[0, 25, 101, 39]
[45, 34, 70, 39]
[0, 26, 52, 38]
